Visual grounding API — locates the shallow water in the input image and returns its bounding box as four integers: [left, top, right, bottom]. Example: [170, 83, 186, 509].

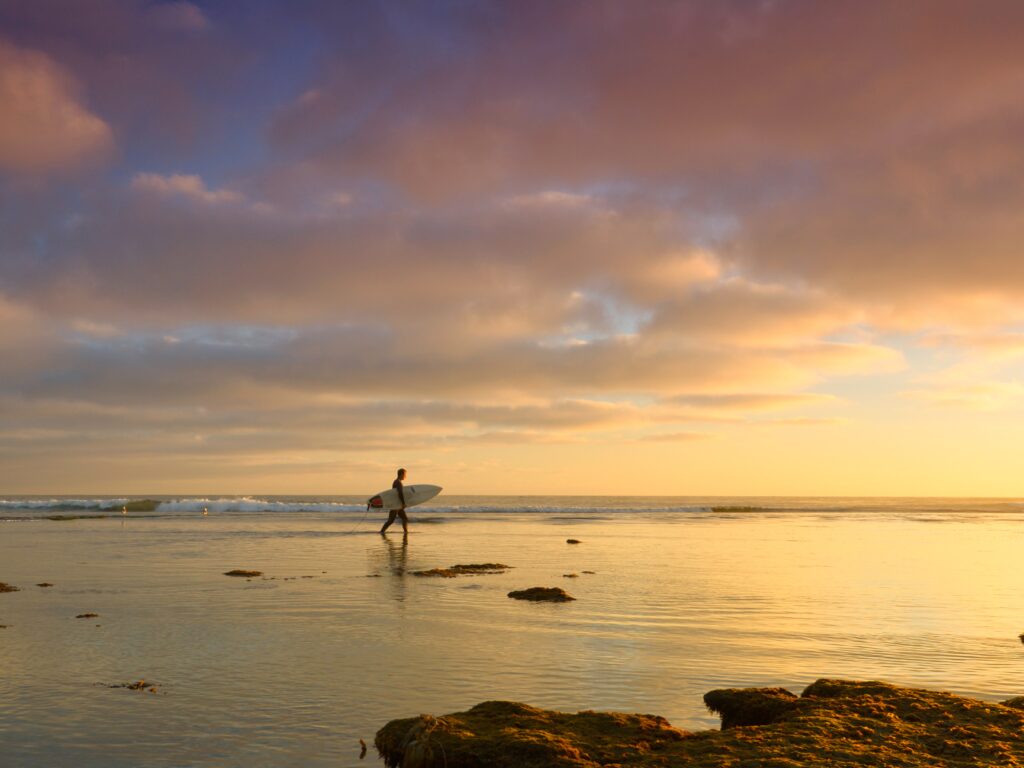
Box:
[3, 497, 1024, 766]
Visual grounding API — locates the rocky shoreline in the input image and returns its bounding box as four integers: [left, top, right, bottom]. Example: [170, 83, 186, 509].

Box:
[375, 679, 1024, 766]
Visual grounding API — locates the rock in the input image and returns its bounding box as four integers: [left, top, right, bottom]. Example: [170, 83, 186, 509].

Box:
[376, 701, 683, 768]
[582, 570, 596, 574]
[507, 587, 575, 602]
[562, 573, 579, 578]
[375, 679, 1024, 767]
[108, 680, 159, 692]
[566, 539, 581, 544]
[413, 564, 511, 578]
[224, 569, 262, 577]
[0, 582, 20, 593]
[75, 613, 99, 618]
[45, 514, 110, 521]
[36, 583, 54, 588]
[703, 686, 798, 728]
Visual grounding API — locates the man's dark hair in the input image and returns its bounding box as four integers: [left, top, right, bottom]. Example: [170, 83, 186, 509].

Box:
[397, 467, 406, 476]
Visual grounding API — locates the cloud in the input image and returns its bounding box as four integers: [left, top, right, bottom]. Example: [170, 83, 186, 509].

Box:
[131, 173, 243, 205]
[4, 1, 1023, 491]
[0, 40, 113, 173]
[644, 279, 860, 347]
[901, 382, 1024, 412]
[635, 431, 713, 443]
[147, 2, 210, 32]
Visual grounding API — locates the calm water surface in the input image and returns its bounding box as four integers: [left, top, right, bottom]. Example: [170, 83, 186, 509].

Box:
[2, 496, 1024, 766]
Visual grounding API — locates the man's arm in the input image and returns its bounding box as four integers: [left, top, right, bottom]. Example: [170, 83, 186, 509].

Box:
[396, 481, 406, 507]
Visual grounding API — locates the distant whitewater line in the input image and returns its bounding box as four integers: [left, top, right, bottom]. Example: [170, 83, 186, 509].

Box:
[0, 496, 763, 517]
[2, 495, 1023, 520]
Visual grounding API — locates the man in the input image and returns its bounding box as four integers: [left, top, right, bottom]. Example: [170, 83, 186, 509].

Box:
[379, 467, 409, 535]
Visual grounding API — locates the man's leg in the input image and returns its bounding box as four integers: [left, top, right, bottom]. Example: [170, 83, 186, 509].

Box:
[398, 509, 409, 534]
[380, 509, 398, 534]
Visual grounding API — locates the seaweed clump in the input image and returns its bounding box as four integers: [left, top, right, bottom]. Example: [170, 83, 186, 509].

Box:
[224, 569, 262, 577]
[413, 564, 511, 578]
[507, 587, 575, 602]
[0, 582, 20, 593]
[376, 679, 1024, 767]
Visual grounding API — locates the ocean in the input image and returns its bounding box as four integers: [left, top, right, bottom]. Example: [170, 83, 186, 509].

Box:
[2, 495, 1024, 766]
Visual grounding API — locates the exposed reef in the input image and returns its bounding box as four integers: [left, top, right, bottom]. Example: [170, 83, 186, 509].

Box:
[119, 499, 161, 512]
[507, 587, 575, 602]
[413, 564, 511, 578]
[376, 679, 1024, 767]
[45, 515, 110, 521]
[106, 680, 160, 693]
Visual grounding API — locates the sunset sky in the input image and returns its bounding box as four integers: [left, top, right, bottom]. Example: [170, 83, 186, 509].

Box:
[2, 1, 1024, 496]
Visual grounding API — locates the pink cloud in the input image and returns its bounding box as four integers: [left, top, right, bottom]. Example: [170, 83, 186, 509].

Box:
[131, 172, 243, 204]
[0, 41, 113, 173]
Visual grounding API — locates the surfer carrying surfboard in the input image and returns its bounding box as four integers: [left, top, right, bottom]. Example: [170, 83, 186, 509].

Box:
[379, 468, 409, 534]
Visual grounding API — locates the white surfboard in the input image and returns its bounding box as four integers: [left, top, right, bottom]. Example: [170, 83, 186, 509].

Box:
[367, 483, 442, 511]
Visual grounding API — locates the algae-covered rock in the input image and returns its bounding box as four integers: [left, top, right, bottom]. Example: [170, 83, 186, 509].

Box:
[507, 587, 575, 602]
[703, 686, 798, 728]
[413, 564, 511, 578]
[376, 701, 686, 768]
[376, 679, 1024, 767]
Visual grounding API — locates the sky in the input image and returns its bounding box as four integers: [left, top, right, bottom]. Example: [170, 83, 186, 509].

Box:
[2, 0, 1024, 496]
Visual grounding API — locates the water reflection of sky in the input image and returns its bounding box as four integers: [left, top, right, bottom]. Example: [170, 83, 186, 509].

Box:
[3, 508, 1024, 766]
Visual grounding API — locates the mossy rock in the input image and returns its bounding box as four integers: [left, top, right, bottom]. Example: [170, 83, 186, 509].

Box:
[704, 687, 798, 728]
[376, 701, 685, 768]
[376, 679, 1024, 767]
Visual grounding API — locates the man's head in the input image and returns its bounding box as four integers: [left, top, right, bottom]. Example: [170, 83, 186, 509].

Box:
[397, 467, 407, 480]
